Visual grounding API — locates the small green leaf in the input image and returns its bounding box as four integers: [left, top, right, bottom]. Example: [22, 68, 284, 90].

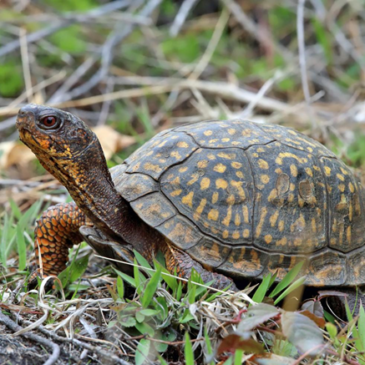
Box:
[184, 332, 194, 365]
[59, 254, 89, 287]
[135, 339, 151, 365]
[119, 316, 136, 328]
[140, 309, 160, 316]
[154, 259, 177, 291]
[116, 276, 124, 299]
[114, 269, 136, 288]
[141, 265, 161, 308]
[358, 305, 365, 351]
[136, 311, 145, 323]
[269, 261, 305, 298]
[134, 250, 153, 274]
[135, 322, 155, 337]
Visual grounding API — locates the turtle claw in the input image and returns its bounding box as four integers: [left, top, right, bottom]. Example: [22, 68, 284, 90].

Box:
[80, 225, 135, 275]
[27, 268, 56, 291]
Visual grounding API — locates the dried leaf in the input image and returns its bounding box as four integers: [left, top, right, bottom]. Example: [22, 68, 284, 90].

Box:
[299, 310, 325, 328]
[217, 334, 264, 356]
[281, 310, 323, 355]
[317, 290, 349, 300]
[237, 303, 279, 332]
[93, 125, 135, 160]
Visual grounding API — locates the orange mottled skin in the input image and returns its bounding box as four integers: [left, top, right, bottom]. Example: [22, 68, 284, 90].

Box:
[17, 104, 235, 290]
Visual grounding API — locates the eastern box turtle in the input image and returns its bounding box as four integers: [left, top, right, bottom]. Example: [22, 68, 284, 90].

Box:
[16, 104, 365, 290]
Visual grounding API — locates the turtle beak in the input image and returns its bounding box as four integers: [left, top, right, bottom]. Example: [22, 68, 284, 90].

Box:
[16, 104, 39, 132]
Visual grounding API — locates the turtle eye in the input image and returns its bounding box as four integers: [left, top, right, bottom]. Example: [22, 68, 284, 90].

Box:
[39, 116, 60, 130]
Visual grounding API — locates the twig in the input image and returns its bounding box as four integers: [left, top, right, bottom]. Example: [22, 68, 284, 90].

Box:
[222, 0, 292, 60]
[19, 28, 32, 103]
[0, 22, 71, 58]
[297, 0, 315, 128]
[66, 0, 162, 100]
[21, 320, 133, 365]
[170, 0, 199, 37]
[188, 8, 229, 81]
[0, 311, 60, 365]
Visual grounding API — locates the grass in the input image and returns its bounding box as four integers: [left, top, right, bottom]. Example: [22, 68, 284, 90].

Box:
[2, 0, 365, 364]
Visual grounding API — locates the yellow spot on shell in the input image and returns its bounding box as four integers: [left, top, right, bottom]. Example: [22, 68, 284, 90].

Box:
[269, 211, 279, 227]
[231, 161, 242, 169]
[222, 230, 229, 239]
[221, 138, 230, 142]
[200, 177, 210, 190]
[177, 141, 189, 148]
[228, 128, 236, 135]
[171, 189, 182, 197]
[212, 192, 219, 204]
[347, 226, 351, 243]
[226, 194, 235, 205]
[236, 171, 244, 179]
[338, 184, 345, 192]
[340, 167, 349, 175]
[204, 130, 213, 136]
[324, 166, 331, 176]
[187, 173, 199, 186]
[290, 164, 298, 177]
[242, 206, 249, 223]
[182, 192, 194, 208]
[216, 178, 228, 189]
[258, 159, 269, 169]
[232, 231, 240, 239]
[218, 152, 236, 160]
[278, 220, 285, 232]
[243, 229, 250, 238]
[214, 163, 227, 173]
[277, 237, 287, 246]
[264, 235, 272, 244]
[143, 162, 162, 173]
[222, 206, 232, 226]
[349, 182, 355, 193]
[337, 174, 345, 181]
[255, 208, 268, 237]
[260, 175, 270, 184]
[179, 166, 188, 173]
[193, 198, 207, 220]
[208, 209, 219, 221]
[197, 160, 208, 168]
[170, 151, 182, 159]
[234, 214, 241, 226]
[305, 167, 313, 177]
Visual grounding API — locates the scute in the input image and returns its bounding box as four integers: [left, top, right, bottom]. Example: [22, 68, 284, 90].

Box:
[246, 142, 327, 253]
[125, 131, 198, 180]
[160, 147, 254, 244]
[176, 119, 274, 148]
[321, 157, 365, 252]
[260, 124, 336, 158]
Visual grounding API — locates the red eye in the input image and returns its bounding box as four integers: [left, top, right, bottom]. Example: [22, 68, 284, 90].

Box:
[40, 116, 59, 129]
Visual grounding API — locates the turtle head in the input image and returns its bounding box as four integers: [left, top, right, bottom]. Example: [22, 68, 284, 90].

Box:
[17, 104, 95, 160]
[16, 104, 114, 205]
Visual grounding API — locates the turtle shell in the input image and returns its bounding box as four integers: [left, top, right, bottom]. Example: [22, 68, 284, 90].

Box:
[110, 119, 365, 287]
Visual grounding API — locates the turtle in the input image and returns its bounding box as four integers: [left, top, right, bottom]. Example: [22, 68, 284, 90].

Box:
[16, 104, 365, 292]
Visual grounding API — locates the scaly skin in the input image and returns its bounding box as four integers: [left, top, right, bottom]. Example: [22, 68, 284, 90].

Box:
[16, 104, 236, 290]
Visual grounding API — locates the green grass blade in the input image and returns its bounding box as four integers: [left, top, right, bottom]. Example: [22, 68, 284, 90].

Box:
[184, 332, 194, 365]
[116, 276, 124, 299]
[273, 276, 306, 305]
[269, 261, 305, 298]
[252, 273, 272, 303]
[16, 224, 26, 271]
[141, 265, 161, 308]
[135, 339, 150, 365]
[114, 268, 136, 288]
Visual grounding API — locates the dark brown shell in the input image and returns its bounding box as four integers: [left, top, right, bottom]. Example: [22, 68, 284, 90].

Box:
[110, 119, 365, 287]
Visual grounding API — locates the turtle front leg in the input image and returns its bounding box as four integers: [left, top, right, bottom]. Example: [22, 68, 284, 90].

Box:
[32, 202, 86, 280]
[163, 243, 238, 291]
